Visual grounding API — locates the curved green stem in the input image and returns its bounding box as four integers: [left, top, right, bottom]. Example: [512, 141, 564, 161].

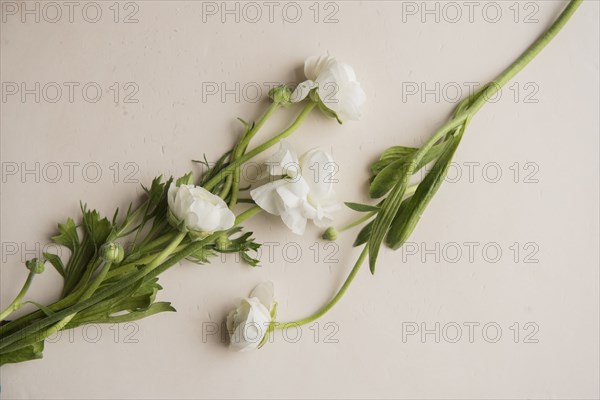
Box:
[274, 246, 368, 330]
[471, 0, 582, 114]
[413, 0, 583, 167]
[235, 205, 263, 225]
[0, 272, 35, 321]
[339, 211, 376, 233]
[203, 101, 316, 191]
[275, 0, 582, 330]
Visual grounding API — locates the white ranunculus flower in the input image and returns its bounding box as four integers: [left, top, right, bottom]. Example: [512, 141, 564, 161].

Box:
[167, 184, 235, 233]
[227, 282, 276, 352]
[291, 54, 366, 122]
[250, 141, 340, 235]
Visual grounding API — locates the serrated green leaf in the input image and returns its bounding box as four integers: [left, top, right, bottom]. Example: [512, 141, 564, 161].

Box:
[386, 129, 465, 250]
[82, 207, 113, 246]
[199, 151, 232, 192]
[176, 172, 193, 186]
[345, 202, 381, 213]
[51, 218, 79, 251]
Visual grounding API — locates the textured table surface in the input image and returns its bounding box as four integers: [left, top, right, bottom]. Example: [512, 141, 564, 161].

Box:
[1, 1, 599, 398]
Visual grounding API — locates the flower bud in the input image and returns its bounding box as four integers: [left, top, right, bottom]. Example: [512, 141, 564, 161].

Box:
[25, 258, 45, 274]
[321, 227, 338, 241]
[268, 86, 292, 105]
[100, 242, 125, 264]
[227, 282, 275, 352]
[215, 233, 231, 251]
[168, 184, 235, 235]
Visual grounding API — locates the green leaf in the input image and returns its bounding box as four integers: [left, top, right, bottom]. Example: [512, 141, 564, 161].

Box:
[371, 146, 417, 174]
[371, 141, 447, 176]
[369, 159, 407, 199]
[43, 252, 65, 277]
[386, 129, 465, 250]
[81, 206, 113, 246]
[0, 341, 44, 366]
[51, 218, 79, 251]
[344, 202, 380, 213]
[105, 302, 176, 324]
[368, 163, 413, 273]
[69, 302, 176, 327]
[415, 140, 448, 170]
[353, 220, 373, 247]
[380, 145, 418, 160]
[199, 151, 232, 192]
[142, 176, 168, 208]
[176, 172, 193, 186]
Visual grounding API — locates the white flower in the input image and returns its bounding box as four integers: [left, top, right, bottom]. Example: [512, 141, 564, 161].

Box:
[291, 54, 366, 122]
[167, 184, 235, 233]
[227, 282, 276, 352]
[250, 141, 340, 235]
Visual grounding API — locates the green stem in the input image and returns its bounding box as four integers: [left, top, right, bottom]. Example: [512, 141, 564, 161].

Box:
[104, 241, 191, 280]
[413, 0, 583, 167]
[471, 0, 582, 114]
[203, 101, 316, 191]
[0, 222, 181, 338]
[274, 0, 582, 330]
[339, 211, 376, 233]
[0, 272, 35, 321]
[0, 231, 188, 353]
[275, 246, 368, 330]
[228, 102, 281, 206]
[35, 260, 114, 341]
[238, 102, 281, 157]
[221, 104, 280, 201]
[235, 205, 263, 225]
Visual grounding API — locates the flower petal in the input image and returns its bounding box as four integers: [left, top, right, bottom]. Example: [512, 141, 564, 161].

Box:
[291, 80, 317, 103]
[299, 149, 336, 200]
[250, 180, 288, 216]
[280, 207, 308, 235]
[266, 140, 299, 177]
[249, 281, 274, 310]
[304, 55, 336, 80]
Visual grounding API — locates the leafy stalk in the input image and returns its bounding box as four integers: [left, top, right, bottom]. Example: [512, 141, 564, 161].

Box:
[274, 0, 582, 329]
[366, 0, 582, 273]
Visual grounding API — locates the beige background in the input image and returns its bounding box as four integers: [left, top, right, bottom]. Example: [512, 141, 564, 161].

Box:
[1, 1, 599, 398]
